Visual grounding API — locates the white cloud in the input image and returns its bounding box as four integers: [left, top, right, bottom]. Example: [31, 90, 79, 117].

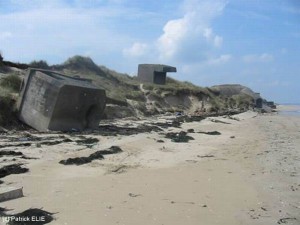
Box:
[0, 2, 133, 64]
[157, 0, 226, 62]
[243, 53, 274, 63]
[207, 54, 232, 65]
[156, 16, 189, 60]
[123, 42, 148, 57]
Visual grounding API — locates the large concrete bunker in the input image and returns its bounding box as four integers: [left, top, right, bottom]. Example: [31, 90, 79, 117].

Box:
[137, 64, 177, 85]
[18, 69, 106, 131]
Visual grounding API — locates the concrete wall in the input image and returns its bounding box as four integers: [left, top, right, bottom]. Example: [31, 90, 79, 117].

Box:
[137, 64, 176, 85]
[255, 98, 263, 108]
[18, 69, 106, 131]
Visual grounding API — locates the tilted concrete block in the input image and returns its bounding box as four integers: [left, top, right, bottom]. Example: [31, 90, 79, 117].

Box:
[17, 69, 106, 131]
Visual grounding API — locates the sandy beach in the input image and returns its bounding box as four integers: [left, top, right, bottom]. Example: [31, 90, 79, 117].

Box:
[0, 107, 299, 225]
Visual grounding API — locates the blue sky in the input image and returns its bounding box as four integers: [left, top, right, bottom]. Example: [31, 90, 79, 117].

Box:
[0, 0, 299, 103]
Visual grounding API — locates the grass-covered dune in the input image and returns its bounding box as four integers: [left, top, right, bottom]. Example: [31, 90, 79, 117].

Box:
[0, 55, 260, 127]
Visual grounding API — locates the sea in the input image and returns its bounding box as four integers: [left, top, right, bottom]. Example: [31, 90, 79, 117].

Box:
[279, 104, 300, 116]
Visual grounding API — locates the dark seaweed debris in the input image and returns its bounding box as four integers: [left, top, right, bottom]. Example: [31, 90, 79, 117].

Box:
[210, 119, 231, 124]
[0, 143, 31, 149]
[151, 121, 181, 129]
[0, 207, 11, 216]
[99, 124, 162, 136]
[75, 137, 99, 147]
[39, 139, 73, 146]
[165, 131, 194, 143]
[2, 208, 55, 225]
[198, 131, 221, 135]
[59, 156, 99, 165]
[0, 150, 36, 160]
[59, 146, 123, 165]
[277, 217, 297, 224]
[197, 155, 215, 158]
[92, 146, 123, 155]
[0, 151, 24, 157]
[0, 164, 29, 178]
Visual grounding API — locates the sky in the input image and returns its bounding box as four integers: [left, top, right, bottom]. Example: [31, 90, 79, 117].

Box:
[0, 0, 299, 103]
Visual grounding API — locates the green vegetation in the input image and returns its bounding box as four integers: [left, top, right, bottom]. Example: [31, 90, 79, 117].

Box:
[0, 73, 22, 92]
[0, 73, 22, 126]
[0, 55, 258, 125]
[144, 77, 213, 98]
[29, 60, 50, 69]
[231, 94, 254, 109]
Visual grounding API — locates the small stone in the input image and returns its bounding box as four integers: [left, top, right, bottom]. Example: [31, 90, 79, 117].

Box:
[36, 143, 42, 148]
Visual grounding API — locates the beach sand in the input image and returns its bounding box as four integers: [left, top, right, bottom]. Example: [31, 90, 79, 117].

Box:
[0, 108, 299, 225]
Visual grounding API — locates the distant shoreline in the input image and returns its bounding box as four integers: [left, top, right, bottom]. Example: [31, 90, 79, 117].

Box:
[276, 104, 300, 116]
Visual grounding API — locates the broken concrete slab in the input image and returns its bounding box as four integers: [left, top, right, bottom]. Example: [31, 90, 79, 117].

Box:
[0, 186, 23, 202]
[17, 69, 106, 132]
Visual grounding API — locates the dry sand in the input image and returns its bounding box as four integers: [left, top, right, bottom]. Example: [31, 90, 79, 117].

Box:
[0, 107, 299, 225]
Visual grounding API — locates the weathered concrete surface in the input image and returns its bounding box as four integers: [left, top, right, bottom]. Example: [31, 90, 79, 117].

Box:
[0, 186, 23, 202]
[137, 64, 177, 85]
[18, 69, 106, 131]
[210, 84, 265, 108]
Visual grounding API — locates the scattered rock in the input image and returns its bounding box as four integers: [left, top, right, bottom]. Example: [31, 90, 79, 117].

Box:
[197, 155, 215, 158]
[156, 140, 164, 143]
[226, 116, 240, 121]
[109, 165, 128, 174]
[128, 193, 141, 197]
[230, 136, 235, 138]
[0, 164, 29, 178]
[210, 119, 231, 124]
[198, 131, 221, 135]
